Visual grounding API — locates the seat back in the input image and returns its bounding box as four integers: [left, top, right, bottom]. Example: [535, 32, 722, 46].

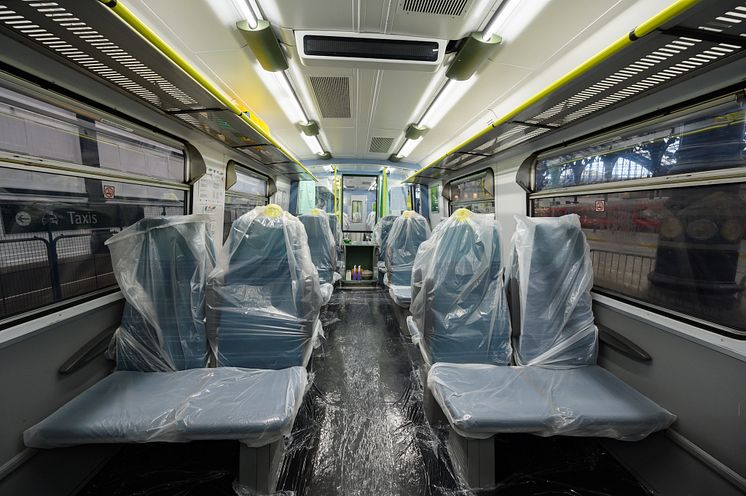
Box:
[373, 215, 398, 263]
[411, 209, 512, 364]
[385, 211, 430, 287]
[106, 215, 214, 371]
[299, 209, 337, 285]
[208, 205, 322, 369]
[510, 214, 597, 367]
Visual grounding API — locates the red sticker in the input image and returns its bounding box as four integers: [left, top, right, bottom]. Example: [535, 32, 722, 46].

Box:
[595, 200, 605, 212]
[103, 185, 116, 199]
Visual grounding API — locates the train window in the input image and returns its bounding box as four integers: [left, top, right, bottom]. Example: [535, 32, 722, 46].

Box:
[223, 166, 268, 242]
[0, 167, 186, 321]
[0, 85, 189, 324]
[446, 169, 495, 215]
[535, 101, 746, 192]
[0, 87, 185, 182]
[531, 95, 746, 337]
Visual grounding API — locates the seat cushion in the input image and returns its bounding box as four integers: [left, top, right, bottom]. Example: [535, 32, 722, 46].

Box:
[428, 363, 675, 441]
[389, 285, 411, 307]
[24, 367, 308, 449]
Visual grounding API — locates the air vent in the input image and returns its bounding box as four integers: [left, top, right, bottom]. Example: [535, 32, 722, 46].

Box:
[296, 31, 446, 72]
[369, 137, 394, 153]
[402, 0, 469, 16]
[309, 76, 351, 119]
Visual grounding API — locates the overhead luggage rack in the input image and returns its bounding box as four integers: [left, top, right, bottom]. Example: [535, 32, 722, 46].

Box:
[0, 0, 316, 180]
[407, 0, 746, 182]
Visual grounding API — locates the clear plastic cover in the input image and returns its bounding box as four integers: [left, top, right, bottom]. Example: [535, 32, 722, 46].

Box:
[410, 209, 512, 365]
[428, 363, 676, 441]
[510, 214, 598, 367]
[24, 366, 309, 448]
[385, 210, 430, 288]
[299, 208, 337, 286]
[327, 213, 342, 246]
[207, 205, 323, 369]
[373, 215, 398, 265]
[105, 215, 215, 372]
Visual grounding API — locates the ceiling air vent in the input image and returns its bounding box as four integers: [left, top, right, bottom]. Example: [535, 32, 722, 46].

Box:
[309, 76, 351, 119]
[401, 0, 469, 16]
[296, 31, 446, 71]
[369, 137, 394, 153]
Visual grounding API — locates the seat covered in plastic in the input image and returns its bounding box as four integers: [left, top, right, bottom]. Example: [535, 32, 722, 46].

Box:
[427, 214, 675, 440]
[373, 215, 398, 272]
[106, 215, 215, 371]
[385, 211, 430, 305]
[299, 208, 337, 286]
[24, 367, 308, 448]
[428, 363, 675, 441]
[208, 205, 323, 369]
[409, 209, 511, 365]
[511, 214, 597, 366]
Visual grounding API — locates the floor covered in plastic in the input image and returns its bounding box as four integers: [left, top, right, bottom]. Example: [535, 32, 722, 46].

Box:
[80, 288, 651, 496]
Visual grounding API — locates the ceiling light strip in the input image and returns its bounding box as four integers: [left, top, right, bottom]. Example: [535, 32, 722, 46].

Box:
[406, 0, 701, 181]
[97, 0, 317, 181]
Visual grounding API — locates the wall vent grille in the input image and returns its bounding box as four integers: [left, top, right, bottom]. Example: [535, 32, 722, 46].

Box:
[309, 76, 351, 118]
[401, 0, 469, 16]
[369, 137, 394, 153]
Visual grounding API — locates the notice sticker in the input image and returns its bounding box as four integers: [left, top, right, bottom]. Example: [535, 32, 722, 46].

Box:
[103, 185, 116, 199]
[595, 200, 605, 212]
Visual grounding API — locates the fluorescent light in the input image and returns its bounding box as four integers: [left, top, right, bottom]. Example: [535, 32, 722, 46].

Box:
[302, 134, 324, 155]
[397, 138, 421, 159]
[417, 77, 476, 129]
[253, 64, 310, 124]
[482, 0, 550, 42]
[324, 165, 334, 172]
[232, 0, 258, 29]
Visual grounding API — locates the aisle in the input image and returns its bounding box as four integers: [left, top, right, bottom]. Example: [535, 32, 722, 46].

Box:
[285, 288, 455, 495]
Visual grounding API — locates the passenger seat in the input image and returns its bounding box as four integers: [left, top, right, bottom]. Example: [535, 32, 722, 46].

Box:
[299, 208, 338, 303]
[408, 208, 512, 365]
[384, 210, 430, 307]
[208, 204, 323, 369]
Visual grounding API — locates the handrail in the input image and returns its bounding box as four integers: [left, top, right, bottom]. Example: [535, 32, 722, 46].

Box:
[97, 0, 318, 181]
[407, 0, 701, 182]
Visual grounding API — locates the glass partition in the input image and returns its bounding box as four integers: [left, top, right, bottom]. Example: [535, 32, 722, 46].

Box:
[342, 175, 378, 233]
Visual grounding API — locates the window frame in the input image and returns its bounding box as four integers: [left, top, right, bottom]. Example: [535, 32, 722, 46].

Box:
[0, 78, 192, 330]
[525, 91, 746, 340]
[445, 167, 496, 216]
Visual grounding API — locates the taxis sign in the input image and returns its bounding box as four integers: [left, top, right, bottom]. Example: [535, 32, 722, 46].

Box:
[1, 203, 144, 234]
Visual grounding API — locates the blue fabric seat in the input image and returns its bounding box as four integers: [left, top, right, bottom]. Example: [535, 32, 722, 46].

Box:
[410, 209, 512, 365]
[24, 367, 308, 447]
[107, 215, 215, 372]
[208, 205, 323, 369]
[511, 215, 597, 366]
[374, 215, 398, 266]
[299, 209, 336, 286]
[385, 211, 430, 306]
[427, 214, 675, 440]
[428, 363, 675, 441]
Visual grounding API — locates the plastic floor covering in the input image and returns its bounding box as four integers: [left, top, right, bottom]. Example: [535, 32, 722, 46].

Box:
[80, 288, 651, 496]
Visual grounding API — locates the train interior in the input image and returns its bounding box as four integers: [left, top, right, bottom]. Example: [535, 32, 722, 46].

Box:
[0, 0, 745, 495]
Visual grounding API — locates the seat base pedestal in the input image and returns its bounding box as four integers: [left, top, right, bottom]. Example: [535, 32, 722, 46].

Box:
[448, 428, 495, 489]
[238, 440, 285, 494]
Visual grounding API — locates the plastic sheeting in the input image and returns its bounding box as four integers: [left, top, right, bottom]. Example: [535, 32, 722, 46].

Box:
[105, 215, 215, 372]
[410, 209, 512, 365]
[510, 214, 598, 367]
[24, 367, 309, 448]
[373, 214, 398, 265]
[299, 208, 337, 287]
[207, 204, 323, 369]
[385, 210, 430, 288]
[428, 363, 676, 441]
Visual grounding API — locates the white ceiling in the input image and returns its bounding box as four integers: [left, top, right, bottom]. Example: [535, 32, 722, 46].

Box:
[123, 0, 676, 173]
